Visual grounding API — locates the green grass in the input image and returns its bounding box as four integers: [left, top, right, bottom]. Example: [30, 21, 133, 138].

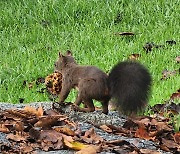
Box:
[0, 0, 179, 107]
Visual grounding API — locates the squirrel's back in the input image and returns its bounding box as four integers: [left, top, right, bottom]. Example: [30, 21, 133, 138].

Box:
[108, 61, 152, 114]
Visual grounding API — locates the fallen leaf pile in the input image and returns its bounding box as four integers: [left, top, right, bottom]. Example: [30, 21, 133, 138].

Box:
[151, 101, 180, 115]
[0, 105, 78, 153]
[95, 115, 180, 153]
[0, 104, 179, 153]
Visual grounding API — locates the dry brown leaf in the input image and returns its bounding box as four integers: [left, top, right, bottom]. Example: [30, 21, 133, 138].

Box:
[151, 102, 180, 116]
[150, 118, 158, 125]
[159, 144, 170, 152]
[161, 138, 180, 152]
[107, 124, 130, 135]
[161, 69, 177, 80]
[138, 118, 151, 126]
[0, 124, 10, 133]
[26, 117, 39, 125]
[149, 130, 166, 138]
[37, 105, 44, 117]
[170, 89, 180, 100]
[64, 119, 77, 129]
[123, 119, 138, 131]
[24, 105, 44, 117]
[3, 123, 15, 132]
[115, 32, 135, 36]
[174, 132, 180, 144]
[135, 124, 155, 140]
[140, 149, 160, 154]
[39, 130, 64, 150]
[6, 109, 35, 118]
[20, 146, 34, 153]
[82, 128, 104, 144]
[105, 139, 130, 145]
[62, 133, 74, 143]
[54, 126, 76, 136]
[29, 128, 41, 140]
[34, 115, 60, 127]
[14, 121, 24, 132]
[105, 139, 139, 153]
[128, 54, 141, 60]
[76, 145, 101, 154]
[155, 122, 172, 132]
[64, 139, 88, 151]
[129, 151, 139, 154]
[24, 106, 39, 116]
[99, 125, 113, 133]
[63, 133, 88, 151]
[7, 133, 26, 142]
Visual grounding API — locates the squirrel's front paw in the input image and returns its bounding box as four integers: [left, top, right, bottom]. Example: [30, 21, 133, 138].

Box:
[52, 101, 65, 109]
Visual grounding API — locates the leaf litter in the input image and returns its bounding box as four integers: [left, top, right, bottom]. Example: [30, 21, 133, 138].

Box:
[0, 103, 179, 153]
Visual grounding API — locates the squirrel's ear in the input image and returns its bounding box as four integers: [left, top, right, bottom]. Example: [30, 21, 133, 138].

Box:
[59, 52, 64, 58]
[66, 50, 72, 56]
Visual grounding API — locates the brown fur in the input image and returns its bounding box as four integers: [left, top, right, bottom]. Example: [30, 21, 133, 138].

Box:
[54, 51, 151, 115]
[54, 51, 110, 114]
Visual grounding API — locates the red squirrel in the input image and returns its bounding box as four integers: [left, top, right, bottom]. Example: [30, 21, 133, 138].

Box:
[54, 51, 152, 115]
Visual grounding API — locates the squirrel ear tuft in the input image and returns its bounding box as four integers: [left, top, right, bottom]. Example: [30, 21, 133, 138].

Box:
[66, 50, 72, 56]
[59, 52, 64, 58]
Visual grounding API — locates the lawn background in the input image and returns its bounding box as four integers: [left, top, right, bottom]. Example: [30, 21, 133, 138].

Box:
[0, 0, 179, 106]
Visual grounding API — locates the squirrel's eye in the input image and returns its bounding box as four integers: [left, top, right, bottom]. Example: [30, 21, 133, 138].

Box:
[54, 63, 57, 67]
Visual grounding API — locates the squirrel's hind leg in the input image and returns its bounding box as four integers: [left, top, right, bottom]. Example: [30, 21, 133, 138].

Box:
[101, 99, 109, 114]
[74, 90, 87, 107]
[72, 98, 95, 113]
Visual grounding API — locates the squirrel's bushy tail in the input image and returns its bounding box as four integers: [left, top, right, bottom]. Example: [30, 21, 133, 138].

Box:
[108, 61, 152, 114]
